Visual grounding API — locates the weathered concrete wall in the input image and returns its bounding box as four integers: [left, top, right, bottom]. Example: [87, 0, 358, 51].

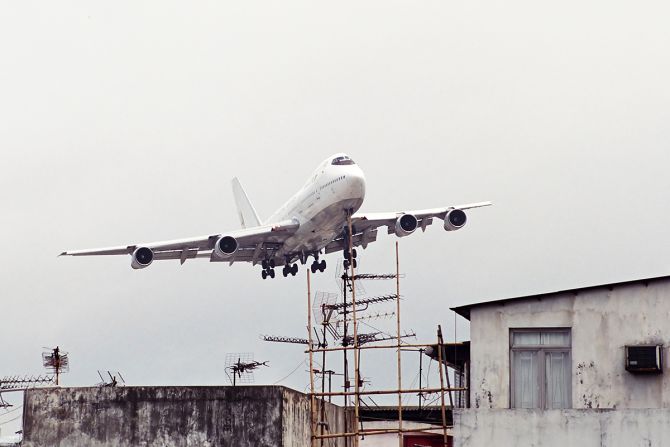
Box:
[281, 388, 348, 447]
[454, 408, 670, 447]
[469, 279, 670, 409]
[23, 385, 344, 447]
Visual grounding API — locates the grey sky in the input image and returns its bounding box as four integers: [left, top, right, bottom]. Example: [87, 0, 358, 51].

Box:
[2, 0, 670, 436]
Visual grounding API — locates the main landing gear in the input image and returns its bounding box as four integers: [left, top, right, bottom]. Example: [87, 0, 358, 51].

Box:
[261, 259, 276, 280]
[343, 248, 357, 269]
[282, 263, 299, 277]
[261, 253, 325, 279]
[310, 259, 326, 274]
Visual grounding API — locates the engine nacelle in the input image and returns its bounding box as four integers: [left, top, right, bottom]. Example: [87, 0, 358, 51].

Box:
[444, 209, 467, 231]
[395, 214, 418, 237]
[214, 235, 238, 258]
[131, 246, 154, 269]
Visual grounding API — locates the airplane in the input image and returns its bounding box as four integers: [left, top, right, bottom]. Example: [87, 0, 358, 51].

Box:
[60, 153, 491, 279]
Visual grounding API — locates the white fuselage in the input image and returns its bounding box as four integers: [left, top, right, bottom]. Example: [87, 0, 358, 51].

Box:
[266, 155, 366, 258]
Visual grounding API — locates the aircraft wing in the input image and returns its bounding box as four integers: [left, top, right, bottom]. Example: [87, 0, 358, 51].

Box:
[323, 201, 492, 254]
[60, 219, 300, 267]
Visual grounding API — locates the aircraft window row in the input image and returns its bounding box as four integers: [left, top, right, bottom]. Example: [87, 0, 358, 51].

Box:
[320, 176, 345, 190]
[332, 156, 355, 165]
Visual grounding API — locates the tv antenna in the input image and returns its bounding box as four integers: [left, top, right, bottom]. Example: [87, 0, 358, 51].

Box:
[42, 346, 69, 385]
[96, 371, 126, 387]
[0, 375, 54, 391]
[224, 353, 268, 386]
[261, 335, 313, 346]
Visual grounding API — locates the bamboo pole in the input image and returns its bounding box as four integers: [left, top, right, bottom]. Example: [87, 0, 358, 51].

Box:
[347, 212, 360, 447]
[314, 426, 448, 440]
[320, 319, 327, 447]
[342, 269, 350, 447]
[436, 326, 449, 446]
[395, 241, 403, 447]
[342, 270, 350, 447]
[308, 342, 463, 354]
[307, 269, 316, 447]
[312, 386, 465, 398]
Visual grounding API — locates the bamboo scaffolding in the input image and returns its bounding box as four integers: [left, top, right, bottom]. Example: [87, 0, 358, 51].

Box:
[305, 228, 464, 446]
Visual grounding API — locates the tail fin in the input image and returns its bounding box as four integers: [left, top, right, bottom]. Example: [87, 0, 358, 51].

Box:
[232, 177, 262, 228]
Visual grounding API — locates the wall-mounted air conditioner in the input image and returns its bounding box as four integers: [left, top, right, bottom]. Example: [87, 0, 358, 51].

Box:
[625, 345, 663, 374]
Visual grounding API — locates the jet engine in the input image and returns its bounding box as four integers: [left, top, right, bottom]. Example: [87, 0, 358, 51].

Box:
[131, 246, 154, 269]
[444, 209, 467, 231]
[395, 214, 418, 237]
[214, 235, 238, 258]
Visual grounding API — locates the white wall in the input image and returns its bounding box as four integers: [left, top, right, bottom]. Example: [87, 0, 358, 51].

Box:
[454, 409, 670, 447]
[358, 421, 448, 446]
[468, 279, 670, 409]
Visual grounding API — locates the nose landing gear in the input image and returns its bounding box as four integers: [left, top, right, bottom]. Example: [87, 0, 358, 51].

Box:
[343, 248, 357, 269]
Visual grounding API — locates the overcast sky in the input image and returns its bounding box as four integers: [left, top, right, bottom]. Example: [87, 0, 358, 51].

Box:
[2, 0, 670, 437]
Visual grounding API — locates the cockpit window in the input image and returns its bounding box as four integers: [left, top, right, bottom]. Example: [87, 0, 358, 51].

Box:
[332, 156, 355, 166]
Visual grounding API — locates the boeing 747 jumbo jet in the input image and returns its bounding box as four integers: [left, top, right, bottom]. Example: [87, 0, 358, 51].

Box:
[61, 154, 491, 279]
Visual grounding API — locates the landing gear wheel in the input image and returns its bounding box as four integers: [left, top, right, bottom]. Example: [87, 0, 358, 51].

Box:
[282, 266, 289, 277]
[352, 259, 357, 269]
[261, 270, 268, 280]
[343, 259, 350, 269]
[319, 260, 326, 272]
[269, 259, 275, 268]
[310, 263, 317, 274]
[262, 260, 268, 270]
[291, 263, 298, 276]
[352, 249, 357, 259]
[269, 269, 275, 279]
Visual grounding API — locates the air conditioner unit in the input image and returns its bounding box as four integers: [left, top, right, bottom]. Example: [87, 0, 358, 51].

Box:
[625, 345, 663, 374]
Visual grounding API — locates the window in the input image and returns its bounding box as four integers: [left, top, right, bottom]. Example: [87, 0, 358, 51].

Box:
[510, 329, 571, 409]
[332, 156, 355, 165]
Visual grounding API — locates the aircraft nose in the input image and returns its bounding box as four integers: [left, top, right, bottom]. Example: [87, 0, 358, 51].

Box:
[348, 167, 366, 198]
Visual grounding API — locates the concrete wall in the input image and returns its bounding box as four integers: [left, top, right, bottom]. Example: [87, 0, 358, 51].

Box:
[22, 386, 346, 447]
[281, 388, 347, 447]
[468, 279, 670, 409]
[454, 408, 670, 447]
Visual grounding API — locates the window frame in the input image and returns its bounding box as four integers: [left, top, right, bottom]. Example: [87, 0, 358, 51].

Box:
[509, 328, 572, 409]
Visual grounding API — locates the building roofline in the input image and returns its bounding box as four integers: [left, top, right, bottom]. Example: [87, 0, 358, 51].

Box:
[450, 273, 670, 321]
